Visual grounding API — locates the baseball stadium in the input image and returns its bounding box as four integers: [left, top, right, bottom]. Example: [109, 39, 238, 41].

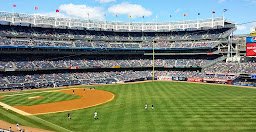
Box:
[0, 0, 256, 131]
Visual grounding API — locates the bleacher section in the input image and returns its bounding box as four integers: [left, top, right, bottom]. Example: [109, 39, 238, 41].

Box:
[0, 12, 241, 90]
[0, 58, 211, 71]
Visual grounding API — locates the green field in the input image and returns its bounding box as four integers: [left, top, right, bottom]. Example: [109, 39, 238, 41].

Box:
[1, 81, 256, 131]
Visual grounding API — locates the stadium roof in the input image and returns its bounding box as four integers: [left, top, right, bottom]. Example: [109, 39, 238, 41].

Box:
[0, 12, 235, 32]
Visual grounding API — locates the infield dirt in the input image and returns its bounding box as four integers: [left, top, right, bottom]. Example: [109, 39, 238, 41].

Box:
[14, 89, 114, 115]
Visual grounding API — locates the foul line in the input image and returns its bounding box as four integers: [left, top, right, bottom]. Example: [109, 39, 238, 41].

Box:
[0, 102, 31, 116]
[0, 102, 71, 132]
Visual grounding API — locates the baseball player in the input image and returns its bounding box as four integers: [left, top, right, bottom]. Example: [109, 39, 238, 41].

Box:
[94, 111, 98, 120]
[145, 103, 148, 110]
[67, 113, 71, 120]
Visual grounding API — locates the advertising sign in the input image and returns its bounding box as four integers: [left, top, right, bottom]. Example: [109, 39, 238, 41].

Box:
[246, 43, 256, 57]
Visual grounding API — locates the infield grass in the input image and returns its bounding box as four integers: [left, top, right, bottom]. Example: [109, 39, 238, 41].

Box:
[0, 91, 80, 106]
[2, 81, 256, 131]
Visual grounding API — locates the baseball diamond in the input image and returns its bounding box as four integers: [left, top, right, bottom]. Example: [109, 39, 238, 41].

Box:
[1, 82, 256, 131]
[0, 1, 256, 131]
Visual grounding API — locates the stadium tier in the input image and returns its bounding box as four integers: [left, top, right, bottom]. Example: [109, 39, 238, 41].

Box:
[0, 12, 227, 31]
[0, 12, 255, 90]
[0, 57, 212, 70]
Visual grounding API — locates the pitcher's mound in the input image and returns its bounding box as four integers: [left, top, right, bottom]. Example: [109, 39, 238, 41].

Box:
[28, 96, 43, 100]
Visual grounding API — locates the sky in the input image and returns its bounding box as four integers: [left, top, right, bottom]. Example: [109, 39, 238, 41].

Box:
[0, 0, 255, 34]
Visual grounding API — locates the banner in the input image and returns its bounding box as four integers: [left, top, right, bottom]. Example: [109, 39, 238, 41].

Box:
[246, 43, 256, 57]
[112, 65, 121, 68]
[158, 76, 172, 81]
[246, 37, 256, 43]
[69, 66, 79, 69]
[187, 78, 203, 82]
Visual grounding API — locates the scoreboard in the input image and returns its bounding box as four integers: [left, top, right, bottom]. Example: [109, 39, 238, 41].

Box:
[246, 37, 256, 57]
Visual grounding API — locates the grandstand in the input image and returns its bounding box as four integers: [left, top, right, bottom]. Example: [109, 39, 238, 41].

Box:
[1, 11, 255, 90]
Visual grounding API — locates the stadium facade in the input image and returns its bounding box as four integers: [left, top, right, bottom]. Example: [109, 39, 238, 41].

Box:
[0, 12, 255, 90]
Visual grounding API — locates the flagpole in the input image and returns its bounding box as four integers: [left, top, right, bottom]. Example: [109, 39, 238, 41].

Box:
[183, 14, 185, 30]
[115, 14, 117, 31]
[169, 15, 171, 31]
[34, 10, 36, 25]
[142, 16, 144, 40]
[129, 15, 130, 31]
[197, 13, 200, 29]
[55, 9, 60, 27]
[34, 6, 38, 25]
[211, 11, 215, 28]
[12, 7, 14, 24]
[155, 15, 158, 31]
[129, 15, 131, 31]
[223, 9, 227, 27]
[104, 14, 106, 30]
[212, 12, 213, 28]
[12, 4, 16, 24]
[55, 10, 57, 27]
[222, 10, 225, 27]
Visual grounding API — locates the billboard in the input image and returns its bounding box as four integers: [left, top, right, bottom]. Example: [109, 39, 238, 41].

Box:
[246, 43, 256, 57]
[246, 37, 256, 57]
[246, 37, 256, 43]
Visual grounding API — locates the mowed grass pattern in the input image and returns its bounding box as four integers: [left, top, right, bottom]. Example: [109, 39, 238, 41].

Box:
[34, 82, 256, 131]
[1, 82, 256, 131]
[0, 91, 80, 106]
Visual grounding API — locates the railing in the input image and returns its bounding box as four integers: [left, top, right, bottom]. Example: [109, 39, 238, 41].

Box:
[0, 12, 229, 32]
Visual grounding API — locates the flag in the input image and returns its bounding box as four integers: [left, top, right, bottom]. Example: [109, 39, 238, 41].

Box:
[34, 6, 38, 10]
[198, 13, 200, 15]
[142, 16, 144, 19]
[115, 14, 118, 17]
[183, 13, 187, 17]
[12, 4, 16, 8]
[170, 15, 172, 18]
[223, 9, 228, 12]
[56, 9, 60, 13]
[212, 11, 216, 14]
[129, 15, 132, 18]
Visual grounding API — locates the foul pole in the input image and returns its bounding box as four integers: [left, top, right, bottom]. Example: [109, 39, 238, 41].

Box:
[152, 38, 155, 81]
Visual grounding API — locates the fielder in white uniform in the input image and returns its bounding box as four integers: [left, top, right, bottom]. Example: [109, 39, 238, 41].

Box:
[94, 111, 98, 120]
[145, 104, 148, 110]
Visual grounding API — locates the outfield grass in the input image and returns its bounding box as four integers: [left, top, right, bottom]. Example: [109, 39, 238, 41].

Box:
[0, 107, 70, 132]
[0, 91, 80, 106]
[2, 81, 256, 131]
